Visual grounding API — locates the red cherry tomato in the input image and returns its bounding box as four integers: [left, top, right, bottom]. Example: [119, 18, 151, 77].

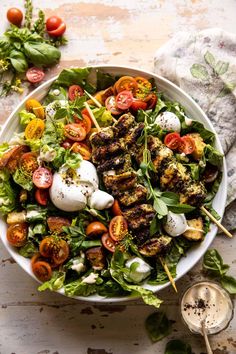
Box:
[26, 67, 45, 84]
[109, 216, 128, 242]
[111, 200, 122, 216]
[105, 96, 123, 115]
[71, 142, 91, 160]
[164, 132, 181, 150]
[7, 8, 23, 26]
[130, 99, 147, 112]
[73, 114, 92, 134]
[178, 136, 196, 155]
[7, 223, 28, 247]
[101, 233, 116, 253]
[64, 123, 87, 141]
[68, 85, 84, 101]
[20, 152, 39, 175]
[81, 108, 90, 117]
[115, 90, 133, 110]
[145, 93, 158, 109]
[114, 76, 138, 95]
[32, 260, 52, 282]
[46, 16, 66, 37]
[33, 167, 53, 189]
[35, 189, 49, 206]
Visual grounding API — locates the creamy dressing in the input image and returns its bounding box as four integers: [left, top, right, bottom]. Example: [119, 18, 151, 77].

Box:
[181, 282, 233, 335]
[82, 272, 98, 284]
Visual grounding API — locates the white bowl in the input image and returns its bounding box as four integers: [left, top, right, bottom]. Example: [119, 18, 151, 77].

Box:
[0, 65, 227, 302]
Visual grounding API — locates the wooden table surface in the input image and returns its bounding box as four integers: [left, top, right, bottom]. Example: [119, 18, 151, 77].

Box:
[0, 1, 236, 353]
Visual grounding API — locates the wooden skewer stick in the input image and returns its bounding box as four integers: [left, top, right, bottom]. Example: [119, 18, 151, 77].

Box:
[200, 206, 233, 238]
[84, 102, 101, 132]
[159, 256, 178, 293]
[84, 90, 117, 123]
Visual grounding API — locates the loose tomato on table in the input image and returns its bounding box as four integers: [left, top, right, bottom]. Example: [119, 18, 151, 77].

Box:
[68, 85, 84, 101]
[33, 167, 53, 189]
[111, 200, 122, 216]
[20, 152, 39, 175]
[73, 114, 92, 134]
[114, 76, 138, 95]
[109, 216, 128, 242]
[130, 99, 147, 112]
[64, 123, 87, 141]
[26, 67, 45, 84]
[178, 136, 196, 155]
[24, 118, 45, 140]
[32, 260, 52, 282]
[86, 222, 108, 238]
[7, 223, 28, 247]
[35, 189, 49, 206]
[101, 233, 116, 252]
[105, 96, 122, 115]
[25, 99, 45, 119]
[46, 16, 66, 37]
[115, 90, 133, 110]
[71, 142, 91, 160]
[7, 8, 23, 26]
[164, 132, 181, 150]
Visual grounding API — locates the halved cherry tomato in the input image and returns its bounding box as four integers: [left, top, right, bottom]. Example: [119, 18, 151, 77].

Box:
[33, 167, 53, 189]
[39, 237, 55, 258]
[31, 252, 43, 266]
[68, 85, 84, 101]
[61, 139, 73, 149]
[86, 222, 108, 238]
[35, 189, 49, 206]
[46, 16, 66, 37]
[115, 90, 133, 110]
[178, 136, 196, 155]
[145, 93, 158, 109]
[20, 152, 39, 175]
[111, 200, 122, 216]
[32, 260, 52, 282]
[25, 118, 45, 140]
[130, 99, 147, 112]
[47, 22, 66, 37]
[7, 8, 23, 26]
[73, 114, 92, 134]
[105, 96, 123, 115]
[109, 216, 128, 242]
[114, 76, 138, 95]
[0, 145, 29, 172]
[164, 132, 181, 150]
[64, 123, 87, 141]
[39, 236, 69, 265]
[71, 142, 91, 160]
[101, 233, 116, 252]
[25, 99, 45, 119]
[135, 76, 152, 99]
[81, 108, 90, 117]
[47, 216, 71, 234]
[7, 223, 28, 247]
[26, 67, 45, 84]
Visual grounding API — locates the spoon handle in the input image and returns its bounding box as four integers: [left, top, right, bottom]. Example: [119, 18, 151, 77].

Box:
[202, 323, 213, 354]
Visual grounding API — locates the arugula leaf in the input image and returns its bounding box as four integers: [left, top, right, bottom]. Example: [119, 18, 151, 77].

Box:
[56, 67, 92, 87]
[9, 50, 28, 73]
[220, 275, 236, 294]
[165, 340, 192, 354]
[203, 249, 229, 277]
[38, 271, 65, 291]
[19, 241, 38, 258]
[64, 274, 103, 297]
[145, 311, 172, 342]
[0, 170, 16, 214]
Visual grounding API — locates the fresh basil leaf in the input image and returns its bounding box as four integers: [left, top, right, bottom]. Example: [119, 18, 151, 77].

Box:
[9, 50, 28, 73]
[160, 192, 179, 206]
[153, 198, 168, 216]
[24, 42, 61, 66]
[203, 249, 229, 277]
[204, 145, 223, 168]
[168, 204, 195, 214]
[96, 70, 116, 90]
[145, 311, 172, 342]
[165, 340, 192, 354]
[149, 216, 160, 236]
[221, 275, 236, 294]
[0, 37, 12, 58]
[56, 67, 91, 87]
[54, 107, 68, 120]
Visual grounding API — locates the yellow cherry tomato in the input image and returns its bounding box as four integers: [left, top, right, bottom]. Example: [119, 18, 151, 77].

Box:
[25, 119, 45, 140]
[25, 99, 45, 119]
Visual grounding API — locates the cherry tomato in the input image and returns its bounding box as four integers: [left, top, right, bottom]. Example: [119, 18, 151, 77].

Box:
[111, 200, 122, 216]
[68, 85, 84, 101]
[32, 260, 52, 282]
[47, 216, 71, 234]
[35, 189, 49, 206]
[33, 167, 53, 189]
[73, 114, 92, 134]
[26, 67, 45, 84]
[115, 90, 133, 110]
[203, 164, 219, 183]
[178, 136, 196, 155]
[46, 16, 66, 37]
[7, 223, 28, 247]
[145, 93, 158, 109]
[109, 216, 128, 242]
[61, 139, 73, 149]
[71, 142, 91, 160]
[20, 152, 39, 175]
[105, 96, 123, 115]
[114, 76, 138, 95]
[25, 118, 45, 140]
[64, 123, 87, 142]
[31, 252, 43, 266]
[0, 145, 29, 173]
[101, 233, 116, 253]
[7, 8, 23, 26]
[86, 222, 108, 238]
[25, 99, 45, 119]
[135, 76, 152, 99]
[39, 236, 69, 265]
[130, 99, 147, 112]
[164, 132, 181, 150]
[81, 108, 90, 117]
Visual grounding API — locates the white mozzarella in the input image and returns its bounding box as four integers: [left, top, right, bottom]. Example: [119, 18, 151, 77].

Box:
[164, 212, 188, 236]
[125, 257, 152, 284]
[76, 160, 99, 189]
[88, 190, 114, 210]
[155, 111, 181, 132]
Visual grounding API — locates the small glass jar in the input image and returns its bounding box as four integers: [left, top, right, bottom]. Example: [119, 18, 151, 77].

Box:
[180, 281, 234, 335]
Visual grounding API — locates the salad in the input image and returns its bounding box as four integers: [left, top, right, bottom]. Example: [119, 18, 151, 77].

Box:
[0, 68, 223, 307]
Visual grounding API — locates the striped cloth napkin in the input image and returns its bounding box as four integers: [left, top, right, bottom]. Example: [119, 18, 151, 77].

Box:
[154, 28, 236, 231]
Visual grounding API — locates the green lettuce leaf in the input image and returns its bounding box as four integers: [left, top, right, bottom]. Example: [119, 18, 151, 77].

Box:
[19, 109, 36, 126]
[13, 169, 33, 191]
[204, 144, 223, 167]
[0, 170, 17, 214]
[38, 271, 66, 291]
[96, 70, 116, 90]
[56, 67, 92, 87]
[19, 241, 38, 258]
[92, 107, 113, 127]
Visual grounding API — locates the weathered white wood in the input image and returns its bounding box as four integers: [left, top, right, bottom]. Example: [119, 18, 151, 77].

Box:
[0, 1, 236, 353]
